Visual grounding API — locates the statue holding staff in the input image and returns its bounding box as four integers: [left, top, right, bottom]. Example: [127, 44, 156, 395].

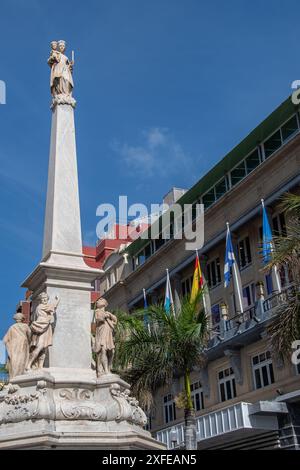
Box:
[48, 39, 74, 100]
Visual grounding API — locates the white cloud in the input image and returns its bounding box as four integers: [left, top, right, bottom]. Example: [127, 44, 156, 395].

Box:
[145, 127, 168, 149]
[112, 127, 192, 178]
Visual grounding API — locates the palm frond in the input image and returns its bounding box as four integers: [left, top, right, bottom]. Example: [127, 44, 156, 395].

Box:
[267, 290, 300, 360]
[114, 293, 208, 411]
[279, 193, 300, 215]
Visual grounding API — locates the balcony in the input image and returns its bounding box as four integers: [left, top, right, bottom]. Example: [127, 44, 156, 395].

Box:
[156, 400, 287, 450]
[206, 286, 294, 360]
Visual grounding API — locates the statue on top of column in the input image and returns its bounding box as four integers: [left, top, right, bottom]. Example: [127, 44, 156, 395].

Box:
[48, 40, 76, 108]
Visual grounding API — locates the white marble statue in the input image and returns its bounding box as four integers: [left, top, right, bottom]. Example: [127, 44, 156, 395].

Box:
[48, 40, 74, 102]
[93, 298, 117, 376]
[26, 292, 59, 370]
[3, 313, 31, 379]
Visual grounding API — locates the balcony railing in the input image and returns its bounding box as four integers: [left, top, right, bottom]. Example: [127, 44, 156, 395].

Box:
[156, 401, 280, 449]
[207, 285, 295, 347]
[263, 285, 296, 312]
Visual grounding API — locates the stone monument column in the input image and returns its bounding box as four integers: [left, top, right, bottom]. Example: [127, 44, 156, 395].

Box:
[22, 42, 99, 371]
[0, 41, 164, 450]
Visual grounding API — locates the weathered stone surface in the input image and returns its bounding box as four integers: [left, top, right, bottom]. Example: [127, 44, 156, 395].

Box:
[0, 371, 164, 449]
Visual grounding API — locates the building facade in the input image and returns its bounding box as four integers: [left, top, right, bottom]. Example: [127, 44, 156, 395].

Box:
[99, 95, 300, 449]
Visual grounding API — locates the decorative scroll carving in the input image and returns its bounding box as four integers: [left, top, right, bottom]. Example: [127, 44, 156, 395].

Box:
[110, 384, 147, 426]
[58, 388, 107, 421]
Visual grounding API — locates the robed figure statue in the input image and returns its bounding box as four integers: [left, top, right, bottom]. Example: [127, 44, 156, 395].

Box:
[26, 292, 59, 370]
[93, 298, 118, 376]
[3, 313, 31, 379]
[48, 40, 74, 104]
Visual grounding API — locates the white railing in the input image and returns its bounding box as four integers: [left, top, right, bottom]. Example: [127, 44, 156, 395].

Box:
[156, 402, 247, 449]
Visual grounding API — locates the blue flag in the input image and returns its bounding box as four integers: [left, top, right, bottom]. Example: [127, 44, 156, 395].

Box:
[261, 199, 281, 294]
[262, 201, 273, 264]
[224, 224, 236, 288]
[143, 288, 148, 309]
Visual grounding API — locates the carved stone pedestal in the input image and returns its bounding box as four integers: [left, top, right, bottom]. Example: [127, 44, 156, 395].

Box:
[0, 370, 164, 450]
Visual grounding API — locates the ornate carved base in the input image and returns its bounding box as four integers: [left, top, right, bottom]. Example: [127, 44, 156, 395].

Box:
[0, 370, 164, 450]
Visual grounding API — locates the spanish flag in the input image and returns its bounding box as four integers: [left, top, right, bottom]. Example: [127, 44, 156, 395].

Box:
[190, 251, 204, 303]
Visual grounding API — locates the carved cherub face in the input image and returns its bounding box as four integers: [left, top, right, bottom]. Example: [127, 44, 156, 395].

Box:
[58, 41, 66, 53]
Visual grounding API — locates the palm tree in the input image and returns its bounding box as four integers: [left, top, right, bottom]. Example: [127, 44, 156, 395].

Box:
[114, 293, 208, 450]
[265, 193, 300, 360]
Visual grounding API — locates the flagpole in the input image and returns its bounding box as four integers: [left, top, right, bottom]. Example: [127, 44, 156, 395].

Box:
[165, 268, 175, 316]
[261, 199, 281, 294]
[142, 288, 151, 333]
[196, 249, 207, 314]
[226, 222, 244, 314]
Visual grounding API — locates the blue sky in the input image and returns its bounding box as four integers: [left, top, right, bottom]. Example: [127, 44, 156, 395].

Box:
[0, 0, 299, 339]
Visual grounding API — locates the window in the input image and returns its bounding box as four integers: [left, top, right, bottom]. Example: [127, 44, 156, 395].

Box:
[206, 257, 221, 288]
[215, 178, 227, 200]
[242, 283, 255, 308]
[281, 115, 298, 142]
[145, 412, 154, 431]
[272, 212, 286, 237]
[211, 304, 220, 326]
[154, 236, 165, 251]
[163, 394, 176, 424]
[191, 381, 204, 411]
[263, 130, 282, 159]
[110, 270, 116, 287]
[218, 367, 236, 402]
[245, 149, 260, 174]
[202, 188, 216, 209]
[252, 351, 275, 390]
[279, 265, 291, 288]
[133, 249, 146, 269]
[238, 236, 252, 268]
[265, 273, 273, 296]
[181, 275, 193, 297]
[144, 243, 152, 260]
[230, 161, 246, 187]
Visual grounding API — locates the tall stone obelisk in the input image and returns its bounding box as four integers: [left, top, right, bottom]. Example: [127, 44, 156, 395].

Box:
[0, 41, 164, 450]
[22, 41, 99, 371]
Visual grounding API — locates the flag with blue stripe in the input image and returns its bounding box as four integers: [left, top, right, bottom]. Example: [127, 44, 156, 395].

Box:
[262, 201, 273, 264]
[143, 288, 148, 309]
[261, 199, 281, 293]
[224, 224, 236, 288]
[164, 269, 174, 315]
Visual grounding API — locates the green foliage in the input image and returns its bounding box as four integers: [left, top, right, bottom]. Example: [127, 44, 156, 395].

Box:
[114, 291, 208, 412]
[264, 192, 300, 359]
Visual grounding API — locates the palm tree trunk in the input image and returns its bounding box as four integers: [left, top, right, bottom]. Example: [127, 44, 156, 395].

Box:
[184, 371, 197, 450]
